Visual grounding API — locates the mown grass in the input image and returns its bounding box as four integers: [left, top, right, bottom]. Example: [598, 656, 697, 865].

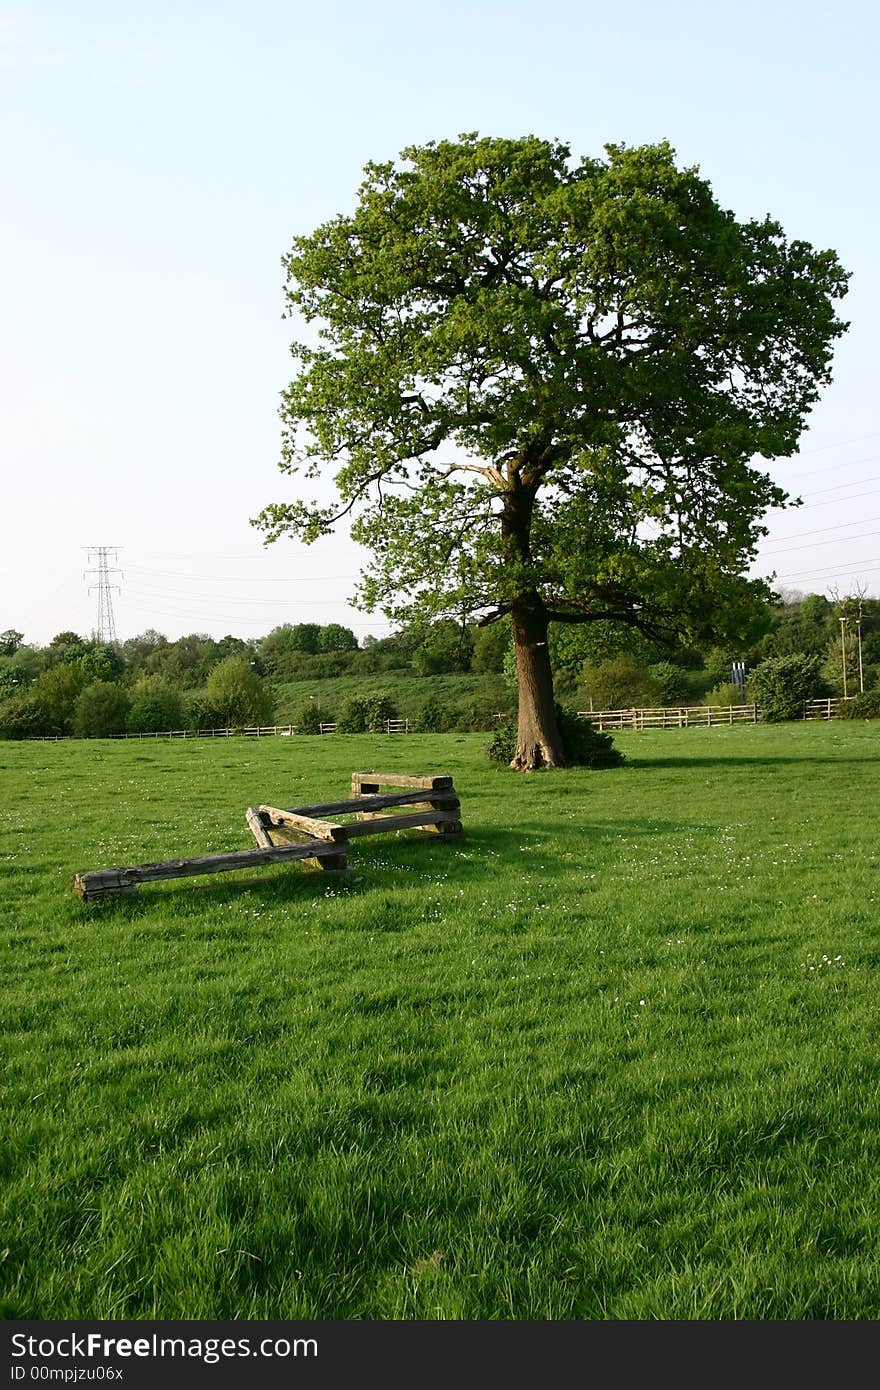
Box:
[1, 722, 878, 1319]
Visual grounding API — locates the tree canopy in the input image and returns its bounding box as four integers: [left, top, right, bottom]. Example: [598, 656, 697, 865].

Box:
[258, 135, 843, 764]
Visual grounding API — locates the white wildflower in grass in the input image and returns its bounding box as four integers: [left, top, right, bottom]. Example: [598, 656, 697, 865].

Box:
[800, 953, 845, 973]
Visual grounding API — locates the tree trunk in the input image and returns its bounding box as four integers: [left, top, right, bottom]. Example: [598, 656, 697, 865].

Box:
[510, 597, 566, 770]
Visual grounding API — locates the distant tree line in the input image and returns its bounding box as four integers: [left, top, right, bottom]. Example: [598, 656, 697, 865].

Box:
[0, 593, 877, 739]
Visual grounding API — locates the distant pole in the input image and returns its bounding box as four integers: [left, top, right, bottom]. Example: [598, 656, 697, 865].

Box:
[83, 546, 123, 643]
[839, 616, 848, 699]
[856, 602, 865, 694]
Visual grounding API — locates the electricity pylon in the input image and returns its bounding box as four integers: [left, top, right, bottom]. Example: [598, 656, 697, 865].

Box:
[83, 546, 123, 643]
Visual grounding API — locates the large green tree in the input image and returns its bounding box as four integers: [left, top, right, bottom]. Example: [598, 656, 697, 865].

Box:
[255, 135, 848, 768]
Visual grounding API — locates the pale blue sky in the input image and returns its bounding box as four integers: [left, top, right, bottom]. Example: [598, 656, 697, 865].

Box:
[2, 0, 878, 644]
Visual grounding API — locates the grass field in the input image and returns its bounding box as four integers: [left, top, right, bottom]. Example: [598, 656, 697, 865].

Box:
[1, 721, 878, 1319]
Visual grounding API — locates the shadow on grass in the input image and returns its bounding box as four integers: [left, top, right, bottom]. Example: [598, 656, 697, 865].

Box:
[626, 753, 878, 770]
[71, 817, 693, 918]
[352, 819, 691, 874]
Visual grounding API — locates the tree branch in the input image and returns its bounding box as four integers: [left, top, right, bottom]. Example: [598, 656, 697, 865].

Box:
[433, 460, 505, 487]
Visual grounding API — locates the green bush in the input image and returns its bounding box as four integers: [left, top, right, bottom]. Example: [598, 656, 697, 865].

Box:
[704, 647, 740, 688]
[0, 691, 51, 739]
[337, 692, 398, 732]
[126, 678, 184, 733]
[0, 665, 30, 697]
[702, 682, 744, 708]
[487, 707, 625, 767]
[749, 654, 822, 723]
[337, 696, 369, 733]
[577, 655, 654, 711]
[184, 697, 213, 732]
[458, 700, 502, 733]
[414, 694, 448, 732]
[486, 720, 516, 763]
[201, 656, 274, 729]
[292, 699, 335, 734]
[559, 709, 626, 767]
[470, 624, 511, 674]
[836, 689, 880, 719]
[29, 663, 89, 736]
[648, 661, 690, 705]
[73, 682, 130, 738]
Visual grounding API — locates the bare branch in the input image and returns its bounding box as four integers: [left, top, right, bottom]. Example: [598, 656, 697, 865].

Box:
[433, 460, 505, 488]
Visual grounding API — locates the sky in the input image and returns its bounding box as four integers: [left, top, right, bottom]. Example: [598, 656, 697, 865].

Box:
[2, 0, 878, 648]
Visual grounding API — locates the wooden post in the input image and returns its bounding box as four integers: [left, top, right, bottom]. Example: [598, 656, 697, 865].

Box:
[245, 807, 273, 849]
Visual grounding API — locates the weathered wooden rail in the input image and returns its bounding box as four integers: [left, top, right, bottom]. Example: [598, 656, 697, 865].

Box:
[249, 771, 463, 850]
[72, 838, 350, 903]
[73, 771, 462, 903]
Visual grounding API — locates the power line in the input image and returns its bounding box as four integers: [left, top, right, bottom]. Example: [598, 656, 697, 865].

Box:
[803, 472, 880, 497]
[763, 559, 880, 582]
[772, 450, 880, 481]
[794, 487, 880, 512]
[758, 514, 880, 550]
[123, 585, 361, 609]
[759, 533, 878, 559]
[124, 566, 355, 583]
[795, 432, 880, 457]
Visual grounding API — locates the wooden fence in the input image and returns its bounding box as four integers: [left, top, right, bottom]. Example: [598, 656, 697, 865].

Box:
[802, 698, 845, 720]
[578, 697, 845, 730]
[25, 720, 414, 741]
[578, 704, 759, 731]
[24, 698, 850, 742]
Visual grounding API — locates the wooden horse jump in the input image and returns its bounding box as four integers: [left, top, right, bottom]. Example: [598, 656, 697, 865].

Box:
[73, 771, 461, 903]
[252, 771, 463, 848]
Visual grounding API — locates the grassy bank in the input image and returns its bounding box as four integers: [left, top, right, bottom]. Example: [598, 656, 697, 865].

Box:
[270, 671, 513, 726]
[1, 722, 878, 1318]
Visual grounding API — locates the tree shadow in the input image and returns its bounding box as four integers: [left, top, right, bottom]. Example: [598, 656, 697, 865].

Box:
[626, 753, 878, 770]
[352, 819, 692, 881]
[71, 811, 706, 915]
